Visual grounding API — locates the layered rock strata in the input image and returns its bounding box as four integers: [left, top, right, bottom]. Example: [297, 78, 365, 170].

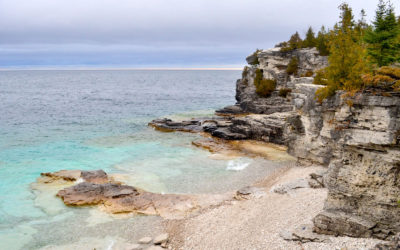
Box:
[150, 47, 400, 240]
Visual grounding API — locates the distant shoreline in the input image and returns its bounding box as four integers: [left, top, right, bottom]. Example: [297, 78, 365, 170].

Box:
[0, 67, 242, 71]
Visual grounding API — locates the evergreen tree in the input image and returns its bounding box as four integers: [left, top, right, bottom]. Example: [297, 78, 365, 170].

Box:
[303, 26, 317, 48]
[315, 3, 368, 100]
[316, 26, 330, 56]
[365, 0, 400, 66]
[280, 32, 303, 52]
[288, 32, 303, 49]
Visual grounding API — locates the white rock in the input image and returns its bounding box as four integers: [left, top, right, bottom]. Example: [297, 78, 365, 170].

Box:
[138, 237, 152, 244]
[153, 233, 169, 245]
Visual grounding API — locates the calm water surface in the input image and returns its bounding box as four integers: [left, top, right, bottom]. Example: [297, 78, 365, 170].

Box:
[0, 70, 285, 249]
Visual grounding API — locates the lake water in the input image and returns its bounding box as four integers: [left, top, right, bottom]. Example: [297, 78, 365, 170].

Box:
[0, 70, 286, 249]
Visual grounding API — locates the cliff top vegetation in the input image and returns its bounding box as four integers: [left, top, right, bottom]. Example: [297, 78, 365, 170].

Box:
[278, 0, 400, 101]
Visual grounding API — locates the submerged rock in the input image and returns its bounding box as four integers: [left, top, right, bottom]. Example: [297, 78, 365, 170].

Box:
[40, 169, 110, 184]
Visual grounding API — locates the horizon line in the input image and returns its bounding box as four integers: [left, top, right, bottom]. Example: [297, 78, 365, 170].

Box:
[0, 67, 243, 71]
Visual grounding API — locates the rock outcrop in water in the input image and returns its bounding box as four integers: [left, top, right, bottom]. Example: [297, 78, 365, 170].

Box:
[150, 47, 400, 240]
[36, 169, 233, 219]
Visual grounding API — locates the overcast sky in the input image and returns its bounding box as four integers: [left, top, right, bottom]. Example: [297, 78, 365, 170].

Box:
[0, 0, 399, 68]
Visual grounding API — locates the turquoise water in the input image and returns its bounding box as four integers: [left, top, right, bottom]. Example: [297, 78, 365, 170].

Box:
[0, 70, 285, 249]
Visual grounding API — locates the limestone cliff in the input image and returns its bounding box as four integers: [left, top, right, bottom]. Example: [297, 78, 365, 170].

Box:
[234, 47, 327, 114]
[151, 47, 400, 240]
[226, 47, 400, 239]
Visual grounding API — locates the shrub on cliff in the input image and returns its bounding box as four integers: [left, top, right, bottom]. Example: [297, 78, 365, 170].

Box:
[362, 66, 400, 90]
[301, 70, 314, 77]
[254, 68, 276, 97]
[286, 56, 299, 75]
[278, 88, 292, 98]
[248, 49, 262, 65]
[242, 66, 250, 85]
[315, 3, 369, 102]
[313, 68, 328, 85]
[256, 79, 277, 97]
[365, 0, 400, 67]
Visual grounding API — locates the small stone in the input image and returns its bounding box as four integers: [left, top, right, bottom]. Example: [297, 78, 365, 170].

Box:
[125, 244, 142, 250]
[153, 233, 169, 245]
[138, 237, 152, 244]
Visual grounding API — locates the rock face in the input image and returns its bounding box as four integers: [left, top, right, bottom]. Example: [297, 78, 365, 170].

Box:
[237, 48, 328, 114]
[289, 84, 400, 239]
[149, 47, 400, 239]
[149, 113, 302, 145]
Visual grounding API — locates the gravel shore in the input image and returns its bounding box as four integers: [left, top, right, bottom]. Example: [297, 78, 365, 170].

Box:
[165, 166, 383, 250]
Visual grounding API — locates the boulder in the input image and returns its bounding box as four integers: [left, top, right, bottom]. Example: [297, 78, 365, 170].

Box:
[138, 237, 152, 244]
[153, 233, 169, 245]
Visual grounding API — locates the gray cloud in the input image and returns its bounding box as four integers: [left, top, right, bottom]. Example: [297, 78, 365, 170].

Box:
[0, 0, 397, 67]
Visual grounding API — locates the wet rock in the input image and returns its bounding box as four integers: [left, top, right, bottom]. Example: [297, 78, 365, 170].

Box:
[215, 105, 245, 115]
[57, 182, 138, 206]
[153, 233, 169, 245]
[138, 237, 152, 244]
[41, 170, 82, 182]
[211, 128, 247, 140]
[80, 170, 108, 184]
[40, 169, 111, 184]
[39, 169, 233, 219]
[148, 118, 203, 133]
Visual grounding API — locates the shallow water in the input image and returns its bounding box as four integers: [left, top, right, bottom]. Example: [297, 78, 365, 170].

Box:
[0, 70, 290, 249]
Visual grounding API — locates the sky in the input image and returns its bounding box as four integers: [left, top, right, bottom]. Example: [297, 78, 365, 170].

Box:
[0, 0, 399, 69]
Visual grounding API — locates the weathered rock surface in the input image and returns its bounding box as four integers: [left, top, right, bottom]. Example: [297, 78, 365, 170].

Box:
[271, 178, 309, 194]
[148, 47, 400, 240]
[57, 182, 139, 206]
[38, 169, 234, 219]
[149, 112, 302, 145]
[286, 84, 400, 239]
[40, 169, 110, 184]
[138, 237, 152, 244]
[280, 224, 331, 243]
[153, 233, 169, 245]
[372, 233, 400, 250]
[237, 48, 328, 114]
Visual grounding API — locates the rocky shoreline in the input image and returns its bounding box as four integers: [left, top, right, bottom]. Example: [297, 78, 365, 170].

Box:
[150, 47, 400, 248]
[36, 47, 399, 249]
